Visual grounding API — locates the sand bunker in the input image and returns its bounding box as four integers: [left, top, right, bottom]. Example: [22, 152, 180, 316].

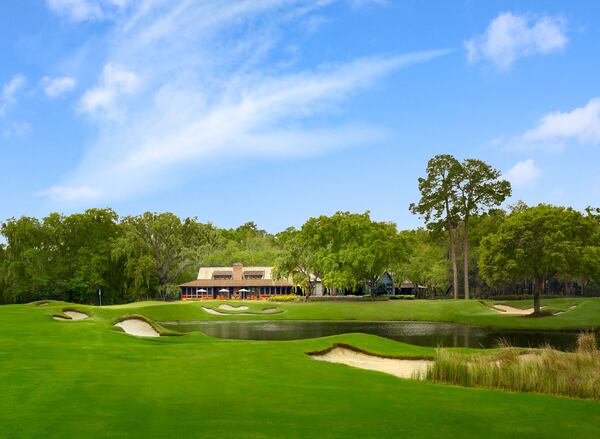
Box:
[493, 305, 536, 315]
[115, 319, 160, 337]
[218, 304, 249, 311]
[36, 302, 49, 307]
[65, 311, 88, 320]
[203, 306, 280, 316]
[202, 306, 229, 315]
[53, 310, 89, 321]
[311, 346, 431, 379]
[202, 306, 254, 316]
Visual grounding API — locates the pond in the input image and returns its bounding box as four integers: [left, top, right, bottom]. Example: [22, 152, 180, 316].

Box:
[160, 320, 593, 350]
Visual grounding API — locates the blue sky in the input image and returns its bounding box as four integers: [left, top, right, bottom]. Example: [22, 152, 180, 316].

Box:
[1, 0, 599, 232]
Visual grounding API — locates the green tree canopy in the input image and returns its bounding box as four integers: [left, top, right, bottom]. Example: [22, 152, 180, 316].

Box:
[479, 204, 600, 313]
[202, 222, 282, 267]
[112, 213, 216, 300]
[397, 229, 449, 297]
[410, 154, 462, 298]
[455, 158, 511, 299]
[1, 209, 123, 304]
[276, 212, 408, 296]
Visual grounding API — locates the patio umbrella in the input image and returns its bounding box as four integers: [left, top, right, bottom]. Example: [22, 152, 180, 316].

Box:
[218, 288, 229, 293]
[196, 289, 207, 293]
[238, 288, 250, 293]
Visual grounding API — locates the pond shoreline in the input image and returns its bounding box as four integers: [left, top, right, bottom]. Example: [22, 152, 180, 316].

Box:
[159, 319, 597, 351]
[159, 318, 598, 333]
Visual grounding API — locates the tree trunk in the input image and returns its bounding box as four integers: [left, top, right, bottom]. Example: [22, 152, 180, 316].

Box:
[463, 221, 470, 300]
[533, 278, 543, 315]
[449, 227, 459, 300]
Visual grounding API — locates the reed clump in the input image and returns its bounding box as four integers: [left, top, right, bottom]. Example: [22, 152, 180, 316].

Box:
[422, 332, 600, 400]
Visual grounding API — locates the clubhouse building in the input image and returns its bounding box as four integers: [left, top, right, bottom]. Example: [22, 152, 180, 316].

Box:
[179, 263, 295, 300]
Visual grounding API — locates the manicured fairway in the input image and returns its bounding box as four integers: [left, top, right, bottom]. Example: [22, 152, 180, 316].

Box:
[1, 302, 600, 438]
[90, 297, 600, 330]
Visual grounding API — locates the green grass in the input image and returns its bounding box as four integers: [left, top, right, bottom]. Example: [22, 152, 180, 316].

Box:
[57, 297, 600, 330]
[1, 302, 600, 438]
[423, 333, 600, 400]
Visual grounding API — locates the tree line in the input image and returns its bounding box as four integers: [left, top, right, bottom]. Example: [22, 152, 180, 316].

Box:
[0, 211, 280, 304]
[1, 156, 599, 308]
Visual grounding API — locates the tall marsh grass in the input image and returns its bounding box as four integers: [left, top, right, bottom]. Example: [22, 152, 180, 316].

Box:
[421, 332, 600, 400]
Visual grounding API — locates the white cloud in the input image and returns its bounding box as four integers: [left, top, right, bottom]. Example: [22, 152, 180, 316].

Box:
[504, 159, 541, 188]
[466, 12, 567, 69]
[44, 1, 448, 203]
[46, 0, 130, 22]
[79, 63, 140, 116]
[41, 76, 77, 97]
[38, 185, 102, 202]
[2, 121, 31, 139]
[521, 97, 600, 146]
[0, 75, 26, 116]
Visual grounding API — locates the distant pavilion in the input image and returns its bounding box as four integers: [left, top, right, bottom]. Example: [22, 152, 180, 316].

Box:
[179, 263, 294, 300]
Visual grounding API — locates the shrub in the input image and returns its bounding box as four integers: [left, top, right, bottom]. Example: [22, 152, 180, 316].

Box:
[363, 294, 390, 301]
[269, 294, 298, 302]
[389, 295, 416, 300]
[307, 295, 369, 302]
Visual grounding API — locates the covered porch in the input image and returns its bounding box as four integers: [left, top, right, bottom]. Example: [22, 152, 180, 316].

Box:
[179, 285, 294, 300]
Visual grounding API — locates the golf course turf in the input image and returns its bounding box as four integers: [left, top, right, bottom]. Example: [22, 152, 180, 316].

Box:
[85, 297, 600, 329]
[1, 299, 599, 438]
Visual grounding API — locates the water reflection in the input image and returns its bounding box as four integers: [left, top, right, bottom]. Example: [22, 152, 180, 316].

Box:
[161, 320, 592, 350]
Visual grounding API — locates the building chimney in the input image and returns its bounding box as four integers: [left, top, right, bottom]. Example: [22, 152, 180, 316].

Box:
[232, 263, 243, 280]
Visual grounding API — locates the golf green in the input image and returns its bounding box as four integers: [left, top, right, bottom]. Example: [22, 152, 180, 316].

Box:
[1, 301, 599, 438]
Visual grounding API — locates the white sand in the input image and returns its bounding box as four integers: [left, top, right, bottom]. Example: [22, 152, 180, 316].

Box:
[115, 319, 160, 337]
[311, 346, 431, 379]
[64, 311, 88, 320]
[493, 305, 535, 315]
[53, 310, 89, 321]
[202, 306, 228, 315]
[219, 304, 249, 311]
[262, 307, 278, 314]
[202, 306, 253, 316]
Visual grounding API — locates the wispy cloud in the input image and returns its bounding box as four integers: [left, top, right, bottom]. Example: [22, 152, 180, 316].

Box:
[466, 12, 567, 70]
[42, 1, 447, 203]
[507, 97, 600, 151]
[1, 75, 26, 116]
[350, 0, 390, 9]
[2, 121, 31, 139]
[78, 63, 140, 118]
[46, 0, 131, 22]
[504, 159, 541, 188]
[37, 185, 101, 202]
[41, 76, 77, 98]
